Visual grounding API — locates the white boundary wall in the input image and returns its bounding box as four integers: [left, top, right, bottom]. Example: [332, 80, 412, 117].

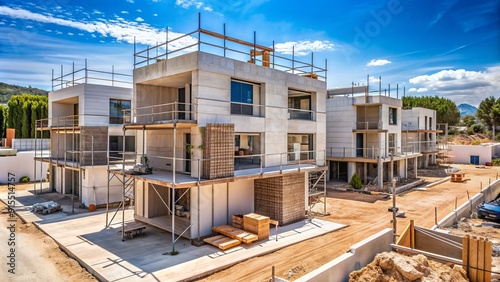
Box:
[0, 151, 49, 183]
[296, 228, 393, 282]
[434, 178, 500, 229]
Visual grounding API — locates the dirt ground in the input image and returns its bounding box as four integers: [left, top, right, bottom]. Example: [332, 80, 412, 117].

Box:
[201, 164, 500, 281]
[0, 184, 96, 282]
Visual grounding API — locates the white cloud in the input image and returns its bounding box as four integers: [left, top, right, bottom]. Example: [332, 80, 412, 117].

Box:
[0, 6, 198, 49]
[366, 59, 391, 67]
[408, 87, 428, 93]
[91, 34, 96, 38]
[26, 25, 33, 29]
[136, 9, 142, 12]
[409, 67, 500, 105]
[121, 11, 129, 14]
[135, 17, 144, 22]
[126, 0, 134, 3]
[175, 0, 213, 12]
[274, 40, 334, 56]
[153, 13, 158, 17]
[67, 32, 74, 35]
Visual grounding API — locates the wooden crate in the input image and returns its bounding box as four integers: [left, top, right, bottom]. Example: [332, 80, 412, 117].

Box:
[244, 213, 270, 241]
[232, 214, 244, 229]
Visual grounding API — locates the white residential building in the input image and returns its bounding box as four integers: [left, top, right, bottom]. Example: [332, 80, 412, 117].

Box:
[112, 22, 328, 245]
[36, 64, 134, 208]
[326, 86, 420, 190]
[401, 107, 440, 168]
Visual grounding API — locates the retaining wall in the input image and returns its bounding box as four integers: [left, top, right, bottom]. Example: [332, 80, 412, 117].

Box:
[296, 228, 393, 282]
[433, 178, 500, 229]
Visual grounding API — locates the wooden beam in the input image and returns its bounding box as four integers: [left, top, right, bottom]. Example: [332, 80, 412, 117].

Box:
[477, 237, 485, 282]
[199, 28, 273, 52]
[469, 236, 478, 282]
[485, 239, 492, 282]
[462, 235, 469, 274]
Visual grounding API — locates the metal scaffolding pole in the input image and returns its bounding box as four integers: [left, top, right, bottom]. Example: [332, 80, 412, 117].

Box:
[171, 122, 177, 253]
[122, 126, 126, 241]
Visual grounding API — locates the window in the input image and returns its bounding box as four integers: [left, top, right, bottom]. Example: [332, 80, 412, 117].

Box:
[109, 136, 135, 160]
[389, 107, 397, 125]
[109, 99, 131, 124]
[288, 90, 312, 120]
[231, 80, 254, 115]
[287, 134, 314, 161]
[388, 133, 396, 155]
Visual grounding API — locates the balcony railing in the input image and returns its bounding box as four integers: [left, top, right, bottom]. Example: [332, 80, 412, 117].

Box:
[356, 121, 382, 130]
[288, 108, 314, 121]
[123, 102, 195, 124]
[36, 114, 114, 128]
[327, 145, 419, 159]
[404, 141, 439, 153]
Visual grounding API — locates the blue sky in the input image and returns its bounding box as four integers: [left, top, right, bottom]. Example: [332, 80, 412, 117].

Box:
[0, 0, 499, 106]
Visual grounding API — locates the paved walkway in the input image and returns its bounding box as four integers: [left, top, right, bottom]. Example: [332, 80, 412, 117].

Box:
[0, 189, 347, 281]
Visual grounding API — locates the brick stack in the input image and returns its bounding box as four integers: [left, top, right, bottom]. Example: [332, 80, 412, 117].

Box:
[254, 173, 305, 225]
[202, 123, 235, 179]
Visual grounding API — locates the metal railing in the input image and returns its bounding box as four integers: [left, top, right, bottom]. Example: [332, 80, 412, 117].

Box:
[288, 108, 314, 121]
[327, 145, 419, 159]
[36, 114, 118, 128]
[356, 121, 382, 130]
[123, 102, 195, 124]
[133, 15, 327, 81]
[52, 59, 132, 91]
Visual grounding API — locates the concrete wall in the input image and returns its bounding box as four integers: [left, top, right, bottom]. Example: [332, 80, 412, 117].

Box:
[296, 228, 393, 282]
[0, 151, 49, 184]
[434, 179, 500, 229]
[449, 144, 500, 164]
[12, 139, 50, 151]
[402, 107, 437, 130]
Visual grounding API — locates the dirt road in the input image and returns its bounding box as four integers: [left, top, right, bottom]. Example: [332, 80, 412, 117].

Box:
[0, 184, 96, 282]
[201, 165, 500, 281]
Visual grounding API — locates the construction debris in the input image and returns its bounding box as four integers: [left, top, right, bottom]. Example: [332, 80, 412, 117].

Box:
[30, 201, 62, 215]
[349, 251, 467, 282]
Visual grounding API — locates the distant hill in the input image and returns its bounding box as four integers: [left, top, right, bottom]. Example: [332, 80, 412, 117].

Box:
[0, 82, 48, 103]
[457, 103, 477, 117]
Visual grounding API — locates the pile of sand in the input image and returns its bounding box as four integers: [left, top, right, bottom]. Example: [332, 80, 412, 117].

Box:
[349, 252, 467, 282]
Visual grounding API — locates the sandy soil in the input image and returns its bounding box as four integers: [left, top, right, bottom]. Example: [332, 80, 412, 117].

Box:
[0, 183, 96, 282]
[200, 164, 500, 281]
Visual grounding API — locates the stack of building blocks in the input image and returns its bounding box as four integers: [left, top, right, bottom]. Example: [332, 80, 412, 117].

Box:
[203, 235, 241, 250]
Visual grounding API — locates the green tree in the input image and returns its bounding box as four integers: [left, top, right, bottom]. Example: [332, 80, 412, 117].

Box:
[350, 173, 363, 189]
[0, 105, 5, 138]
[461, 115, 476, 127]
[402, 96, 460, 125]
[6, 94, 48, 138]
[476, 96, 500, 139]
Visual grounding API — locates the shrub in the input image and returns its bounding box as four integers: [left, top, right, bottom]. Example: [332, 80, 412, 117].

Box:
[471, 140, 481, 145]
[467, 124, 485, 135]
[19, 176, 30, 183]
[350, 173, 363, 190]
[496, 133, 500, 142]
[493, 159, 500, 166]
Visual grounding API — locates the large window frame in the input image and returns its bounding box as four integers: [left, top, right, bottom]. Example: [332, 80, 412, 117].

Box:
[231, 80, 255, 116]
[109, 99, 131, 124]
[109, 135, 135, 160]
[288, 89, 313, 120]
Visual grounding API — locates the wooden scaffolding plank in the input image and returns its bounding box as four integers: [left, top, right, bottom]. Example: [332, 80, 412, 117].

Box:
[204, 235, 241, 250]
[212, 225, 258, 244]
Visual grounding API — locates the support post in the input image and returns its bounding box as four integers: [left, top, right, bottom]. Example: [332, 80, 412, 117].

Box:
[392, 178, 397, 243]
[172, 122, 177, 253]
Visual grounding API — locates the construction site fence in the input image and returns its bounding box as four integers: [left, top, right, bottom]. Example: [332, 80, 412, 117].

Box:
[133, 17, 327, 81]
[433, 178, 500, 229]
[296, 228, 393, 282]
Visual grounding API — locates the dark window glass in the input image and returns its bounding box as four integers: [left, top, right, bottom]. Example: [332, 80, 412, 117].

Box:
[231, 81, 254, 115]
[110, 99, 131, 124]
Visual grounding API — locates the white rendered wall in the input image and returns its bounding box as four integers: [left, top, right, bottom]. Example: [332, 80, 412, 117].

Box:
[190, 179, 254, 238]
[80, 166, 123, 206]
[0, 151, 49, 183]
[449, 144, 498, 164]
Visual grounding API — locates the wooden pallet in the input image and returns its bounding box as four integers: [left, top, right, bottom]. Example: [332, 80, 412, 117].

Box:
[212, 225, 258, 244]
[204, 235, 241, 250]
[119, 222, 146, 239]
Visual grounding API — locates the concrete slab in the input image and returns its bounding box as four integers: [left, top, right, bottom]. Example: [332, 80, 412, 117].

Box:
[3, 189, 347, 281]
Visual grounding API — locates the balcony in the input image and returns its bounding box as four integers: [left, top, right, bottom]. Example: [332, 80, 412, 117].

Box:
[288, 108, 314, 121]
[123, 102, 196, 125]
[326, 146, 419, 160]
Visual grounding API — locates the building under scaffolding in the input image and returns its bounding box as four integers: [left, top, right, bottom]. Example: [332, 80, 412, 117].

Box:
[107, 15, 329, 250]
[35, 61, 134, 211]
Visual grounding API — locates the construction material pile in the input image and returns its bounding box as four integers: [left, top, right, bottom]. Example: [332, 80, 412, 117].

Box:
[30, 201, 62, 215]
[349, 251, 467, 282]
